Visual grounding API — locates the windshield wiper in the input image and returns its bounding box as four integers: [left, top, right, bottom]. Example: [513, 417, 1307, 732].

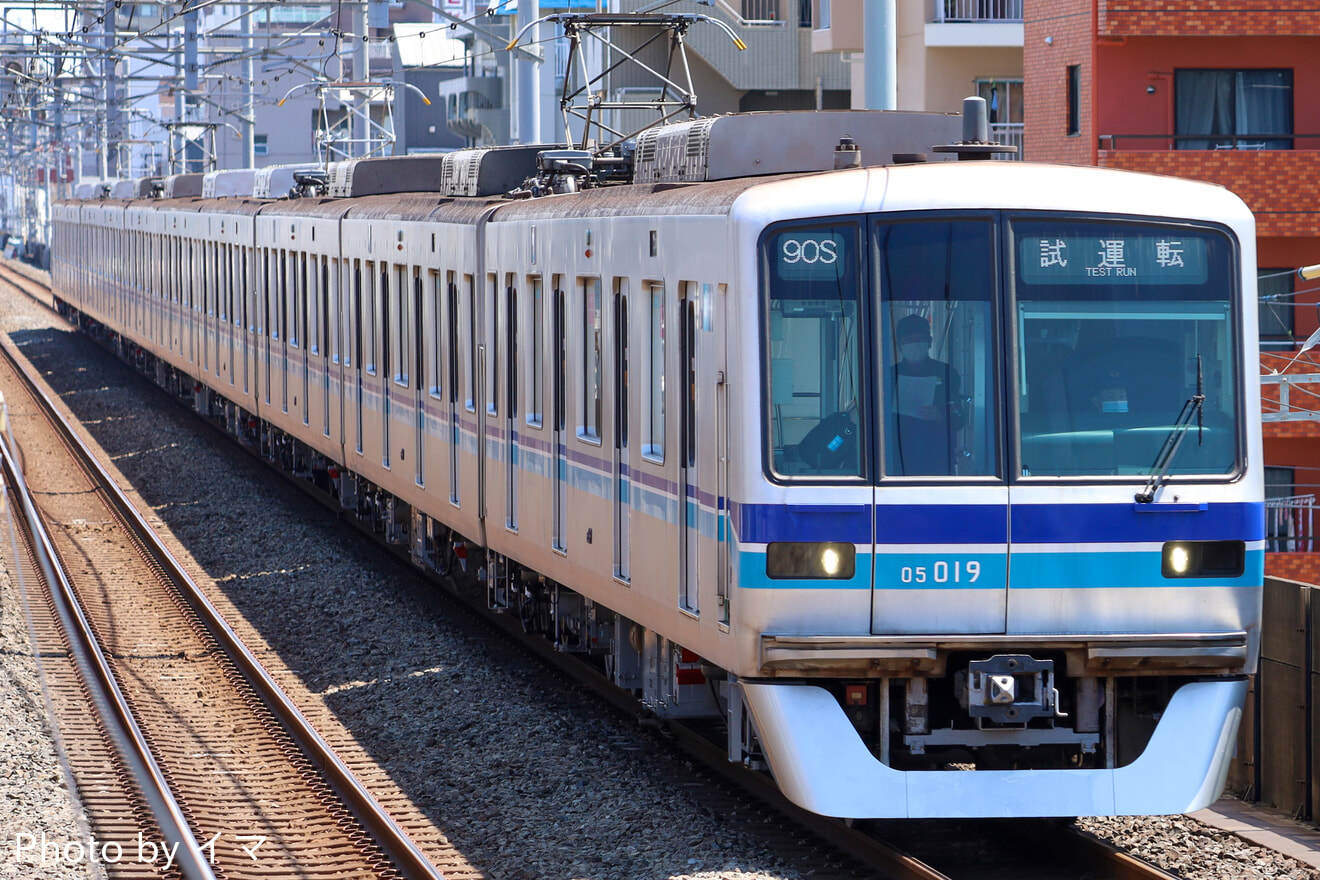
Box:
[1135, 354, 1205, 504]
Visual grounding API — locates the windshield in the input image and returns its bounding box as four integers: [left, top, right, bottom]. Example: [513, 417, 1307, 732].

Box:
[761, 214, 1241, 482]
[1013, 218, 1239, 477]
[763, 222, 867, 478]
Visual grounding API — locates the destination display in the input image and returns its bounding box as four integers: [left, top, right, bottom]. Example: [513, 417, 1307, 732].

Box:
[1019, 232, 1208, 285]
[773, 229, 850, 282]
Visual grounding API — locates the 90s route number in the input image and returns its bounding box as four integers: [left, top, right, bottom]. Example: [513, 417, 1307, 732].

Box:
[900, 560, 981, 584]
[775, 231, 848, 281]
[781, 237, 838, 264]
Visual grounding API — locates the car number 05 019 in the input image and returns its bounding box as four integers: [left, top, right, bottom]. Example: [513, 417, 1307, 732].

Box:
[900, 560, 981, 584]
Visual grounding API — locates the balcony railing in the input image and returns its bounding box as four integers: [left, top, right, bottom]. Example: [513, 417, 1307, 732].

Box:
[935, 0, 1023, 23]
[990, 122, 1023, 160]
[711, 0, 787, 24]
[1267, 493, 1316, 553]
[1099, 133, 1320, 151]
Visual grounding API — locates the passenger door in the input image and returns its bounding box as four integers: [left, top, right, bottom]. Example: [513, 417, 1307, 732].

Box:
[870, 217, 1008, 635]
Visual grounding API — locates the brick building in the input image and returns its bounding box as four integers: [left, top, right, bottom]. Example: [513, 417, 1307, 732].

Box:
[1024, 0, 1320, 576]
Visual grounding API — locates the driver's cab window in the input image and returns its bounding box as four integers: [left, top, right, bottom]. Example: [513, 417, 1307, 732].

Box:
[764, 223, 866, 479]
[876, 218, 999, 478]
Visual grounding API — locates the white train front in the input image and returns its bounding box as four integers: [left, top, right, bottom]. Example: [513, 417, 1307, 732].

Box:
[50, 109, 1264, 819]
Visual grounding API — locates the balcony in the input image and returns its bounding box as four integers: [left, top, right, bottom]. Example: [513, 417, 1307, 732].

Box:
[926, 0, 1023, 47]
[1097, 134, 1320, 238]
[1267, 492, 1316, 553]
[1099, 133, 1320, 151]
[935, 0, 1022, 22]
[991, 122, 1023, 160]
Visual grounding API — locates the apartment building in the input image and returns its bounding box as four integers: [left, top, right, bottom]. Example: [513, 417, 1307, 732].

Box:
[1024, 0, 1320, 576]
[809, 0, 1024, 155]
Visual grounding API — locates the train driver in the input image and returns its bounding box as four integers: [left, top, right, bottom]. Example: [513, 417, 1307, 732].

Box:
[890, 313, 964, 475]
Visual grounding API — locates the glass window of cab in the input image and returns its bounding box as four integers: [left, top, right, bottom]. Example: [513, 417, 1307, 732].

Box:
[762, 222, 867, 479]
[1012, 218, 1240, 478]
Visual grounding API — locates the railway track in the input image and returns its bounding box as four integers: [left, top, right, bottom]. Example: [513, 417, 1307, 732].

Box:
[0, 264, 465, 878]
[0, 257, 1194, 880]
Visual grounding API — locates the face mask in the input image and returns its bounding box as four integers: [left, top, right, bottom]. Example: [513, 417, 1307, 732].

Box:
[900, 342, 929, 362]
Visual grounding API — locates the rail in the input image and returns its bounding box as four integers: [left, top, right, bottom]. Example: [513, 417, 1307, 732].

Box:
[1099, 133, 1320, 151]
[708, 0, 789, 26]
[1260, 370, 1320, 423]
[0, 307, 444, 880]
[934, 0, 1022, 22]
[0, 388, 219, 879]
[1267, 493, 1316, 553]
[990, 122, 1023, 160]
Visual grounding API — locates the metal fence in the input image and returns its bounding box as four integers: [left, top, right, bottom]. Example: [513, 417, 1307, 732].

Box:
[935, 0, 1023, 22]
[1099, 133, 1320, 151]
[1228, 578, 1320, 819]
[990, 122, 1023, 160]
[1268, 494, 1317, 553]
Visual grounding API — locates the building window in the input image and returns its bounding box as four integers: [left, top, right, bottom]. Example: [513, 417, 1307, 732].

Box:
[1066, 65, 1080, 136]
[1258, 268, 1296, 350]
[1175, 69, 1293, 150]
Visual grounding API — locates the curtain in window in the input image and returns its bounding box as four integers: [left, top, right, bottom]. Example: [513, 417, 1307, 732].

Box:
[1176, 69, 1293, 150]
[1235, 70, 1292, 149]
[1175, 71, 1233, 149]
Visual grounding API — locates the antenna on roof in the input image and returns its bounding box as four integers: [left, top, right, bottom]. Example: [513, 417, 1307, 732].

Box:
[932, 96, 1018, 161]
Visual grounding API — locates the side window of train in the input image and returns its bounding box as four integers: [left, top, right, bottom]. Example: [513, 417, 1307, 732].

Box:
[527, 276, 543, 428]
[394, 264, 408, 385]
[487, 273, 499, 416]
[505, 272, 518, 419]
[352, 260, 363, 370]
[642, 281, 665, 464]
[321, 257, 331, 357]
[364, 261, 377, 375]
[388, 263, 403, 382]
[308, 254, 320, 355]
[429, 271, 443, 398]
[276, 249, 287, 341]
[413, 268, 424, 392]
[463, 274, 476, 412]
[580, 277, 603, 443]
[447, 272, 459, 406]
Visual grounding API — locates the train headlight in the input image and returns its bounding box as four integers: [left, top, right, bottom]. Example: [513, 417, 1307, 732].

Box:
[1168, 545, 1191, 575]
[1161, 540, 1246, 578]
[766, 542, 856, 580]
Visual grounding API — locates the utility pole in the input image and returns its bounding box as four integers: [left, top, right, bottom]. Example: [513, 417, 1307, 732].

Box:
[351, 0, 369, 153]
[184, 4, 199, 172]
[240, 3, 255, 168]
[515, 0, 540, 144]
[863, 0, 896, 110]
[100, 0, 116, 178]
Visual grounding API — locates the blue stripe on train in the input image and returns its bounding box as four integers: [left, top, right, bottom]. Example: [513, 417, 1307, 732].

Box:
[732, 501, 1264, 545]
[739, 548, 1264, 590]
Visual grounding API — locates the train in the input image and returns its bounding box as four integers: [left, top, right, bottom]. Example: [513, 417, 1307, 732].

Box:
[49, 102, 1263, 819]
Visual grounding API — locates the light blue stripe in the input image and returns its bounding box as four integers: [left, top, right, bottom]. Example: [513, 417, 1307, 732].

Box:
[739, 550, 874, 591]
[874, 553, 1007, 591]
[1010, 549, 1263, 589]
[737, 549, 1263, 591]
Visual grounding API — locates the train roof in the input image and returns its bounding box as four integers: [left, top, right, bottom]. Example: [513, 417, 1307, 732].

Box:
[58, 151, 1254, 234]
